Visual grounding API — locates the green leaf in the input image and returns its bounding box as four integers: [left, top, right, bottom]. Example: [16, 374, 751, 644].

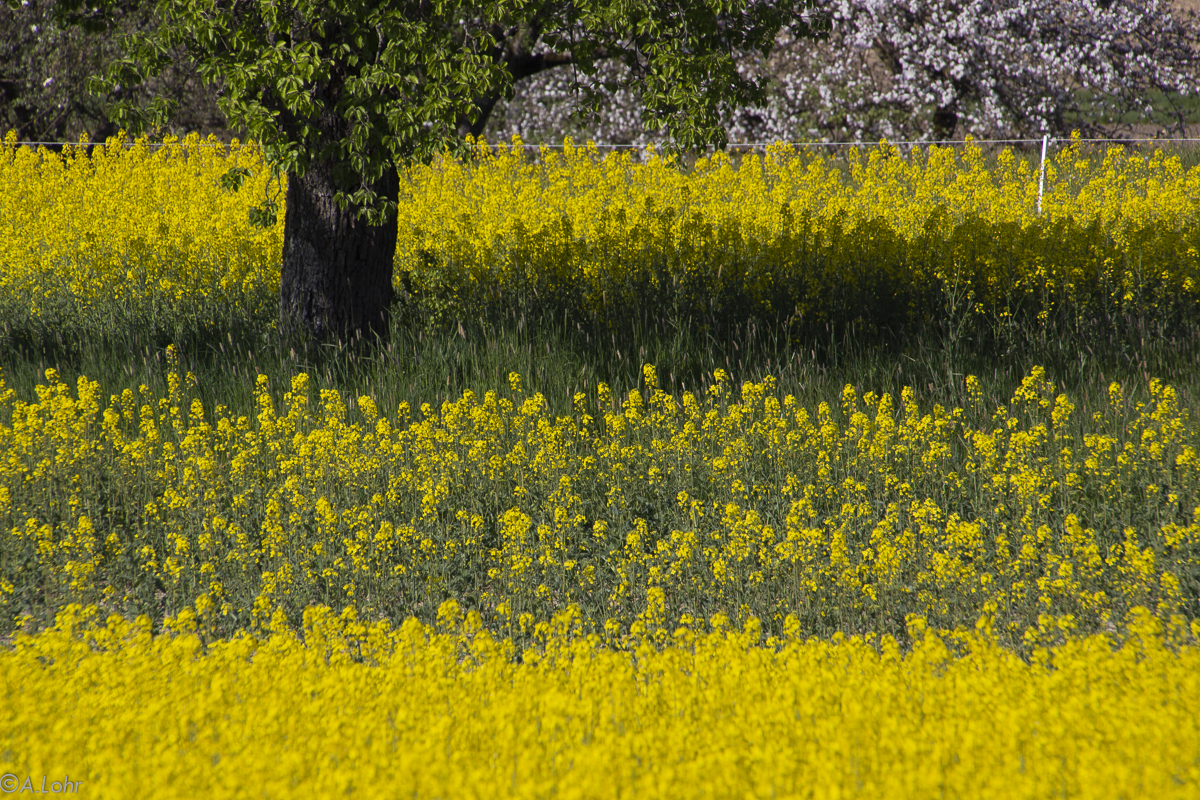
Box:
[248, 199, 279, 229]
[219, 167, 253, 193]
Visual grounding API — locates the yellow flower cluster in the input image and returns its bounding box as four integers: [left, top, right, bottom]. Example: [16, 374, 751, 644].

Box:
[0, 131, 281, 336]
[3, 601, 1198, 799]
[2, 355, 1196, 645]
[408, 133, 1200, 250]
[397, 135, 1200, 327]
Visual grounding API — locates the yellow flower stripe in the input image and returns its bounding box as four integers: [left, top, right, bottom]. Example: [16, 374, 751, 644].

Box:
[3, 132, 1198, 339]
[2, 601, 1198, 799]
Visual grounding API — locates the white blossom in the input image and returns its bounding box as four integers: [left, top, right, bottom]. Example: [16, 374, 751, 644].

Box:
[485, 0, 1199, 146]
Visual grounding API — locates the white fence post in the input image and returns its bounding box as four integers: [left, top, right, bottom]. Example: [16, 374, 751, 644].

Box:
[1038, 134, 1049, 215]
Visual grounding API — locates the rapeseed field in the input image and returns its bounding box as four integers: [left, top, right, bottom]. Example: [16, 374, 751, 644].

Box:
[5, 602, 1199, 799]
[2, 132, 1199, 798]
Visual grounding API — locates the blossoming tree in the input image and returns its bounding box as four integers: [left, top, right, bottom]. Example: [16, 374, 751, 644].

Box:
[488, 0, 1200, 144]
[797, 0, 1200, 141]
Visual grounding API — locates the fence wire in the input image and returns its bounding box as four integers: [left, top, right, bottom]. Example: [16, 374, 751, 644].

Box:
[9, 136, 1200, 151]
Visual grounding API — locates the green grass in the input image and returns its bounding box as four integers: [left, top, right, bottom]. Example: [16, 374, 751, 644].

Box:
[3, 282, 1200, 436]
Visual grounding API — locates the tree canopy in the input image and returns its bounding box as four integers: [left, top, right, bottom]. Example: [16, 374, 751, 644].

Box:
[81, 0, 825, 223]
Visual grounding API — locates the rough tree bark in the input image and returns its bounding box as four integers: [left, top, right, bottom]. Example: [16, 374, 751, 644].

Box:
[278, 158, 399, 345]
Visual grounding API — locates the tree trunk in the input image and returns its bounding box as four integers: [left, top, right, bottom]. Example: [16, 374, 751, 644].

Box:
[279, 159, 399, 345]
[931, 106, 958, 141]
[457, 94, 502, 140]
